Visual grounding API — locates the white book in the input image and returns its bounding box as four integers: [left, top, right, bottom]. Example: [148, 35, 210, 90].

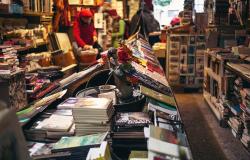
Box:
[40, 114, 73, 132]
[148, 138, 191, 160]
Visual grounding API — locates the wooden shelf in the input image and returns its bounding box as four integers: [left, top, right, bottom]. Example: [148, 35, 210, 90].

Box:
[226, 63, 250, 83]
[0, 12, 53, 17]
[203, 91, 223, 121]
[15, 42, 48, 53]
[205, 68, 221, 82]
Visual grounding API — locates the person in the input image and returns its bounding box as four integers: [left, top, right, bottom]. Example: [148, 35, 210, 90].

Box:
[129, 3, 160, 39]
[73, 9, 98, 50]
[107, 10, 126, 48]
[170, 17, 181, 27]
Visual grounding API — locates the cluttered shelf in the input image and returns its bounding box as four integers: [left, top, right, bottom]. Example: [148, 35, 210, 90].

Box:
[17, 63, 104, 127]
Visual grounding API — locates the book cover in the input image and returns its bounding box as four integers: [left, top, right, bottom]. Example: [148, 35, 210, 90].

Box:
[148, 98, 177, 115]
[150, 125, 188, 146]
[29, 143, 71, 159]
[148, 138, 191, 160]
[115, 112, 151, 127]
[41, 114, 73, 132]
[140, 85, 176, 107]
[52, 132, 107, 151]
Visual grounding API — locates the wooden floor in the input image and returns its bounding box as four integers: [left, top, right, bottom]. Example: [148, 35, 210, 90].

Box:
[174, 92, 250, 160]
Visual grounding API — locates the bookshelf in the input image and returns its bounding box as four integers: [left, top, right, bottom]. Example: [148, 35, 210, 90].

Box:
[203, 48, 239, 126]
[222, 62, 250, 149]
[166, 33, 206, 88]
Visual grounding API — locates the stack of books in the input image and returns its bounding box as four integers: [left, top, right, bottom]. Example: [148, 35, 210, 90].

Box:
[51, 132, 107, 160]
[58, 97, 114, 136]
[240, 88, 250, 113]
[0, 45, 19, 74]
[234, 78, 243, 105]
[24, 110, 75, 142]
[239, 88, 250, 149]
[111, 112, 151, 150]
[28, 142, 71, 160]
[147, 125, 191, 160]
[228, 117, 243, 139]
[241, 112, 250, 150]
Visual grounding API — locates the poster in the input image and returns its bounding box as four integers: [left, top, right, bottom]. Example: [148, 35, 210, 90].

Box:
[94, 13, 104, 29]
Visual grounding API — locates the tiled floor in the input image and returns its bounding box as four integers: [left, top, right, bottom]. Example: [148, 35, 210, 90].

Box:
[174, 93, 250, 160]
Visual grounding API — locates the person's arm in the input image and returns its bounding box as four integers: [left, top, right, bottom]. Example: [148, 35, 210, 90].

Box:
[93, 26, 98, 42]
[111, 20, 125, 38]
[73, 20, 86, 47]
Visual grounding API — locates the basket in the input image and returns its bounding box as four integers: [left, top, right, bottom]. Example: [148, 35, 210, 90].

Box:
[78, 50, 97, 64]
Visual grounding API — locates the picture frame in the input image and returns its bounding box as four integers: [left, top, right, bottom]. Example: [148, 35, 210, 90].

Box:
[170, 42, 179, 49]
[188, 66, 195, 74]
[180, 55, 187, 65]
[188, 45, 196, 55]
[188, 56, 195, 65]
[180, 64, 188, 74]
[189, 36, 196, 44]
[170, 49, 179, 56]
[180, 45, 187, 55]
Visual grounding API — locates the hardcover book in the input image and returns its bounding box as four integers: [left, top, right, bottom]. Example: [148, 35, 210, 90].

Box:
[140, 85, 176, 107]
[40, 114, 73, 132]
[148, 98, 177, 115]
[115, 112, 151, 127]
[52, 132, 107, 152]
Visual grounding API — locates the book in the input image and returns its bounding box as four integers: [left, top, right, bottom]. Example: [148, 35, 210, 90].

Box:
[98, 91, 117, 105]
[86, 141, 111, 160]
[148, 125, 190, 159]
[140, 85, 176, 107]
[29, 143, 71, 159]
[129, 151, 148, 159]
[149, 125, 188, 147]
[54, 33, 72, 53]
[57, 97, 112, 110]
[46, 124, 75, 139]
[40, 114, 73, 132]
[148, 98, 177, 115]
[52, 132, 107, 152]
[115, 112, 151, 127]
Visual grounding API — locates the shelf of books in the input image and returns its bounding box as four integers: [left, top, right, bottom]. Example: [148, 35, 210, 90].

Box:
[224, 61, 250, 151]
[9, 34, 194, 159]
[166, 33, 206, 89]
[203, 48, 239, 127]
